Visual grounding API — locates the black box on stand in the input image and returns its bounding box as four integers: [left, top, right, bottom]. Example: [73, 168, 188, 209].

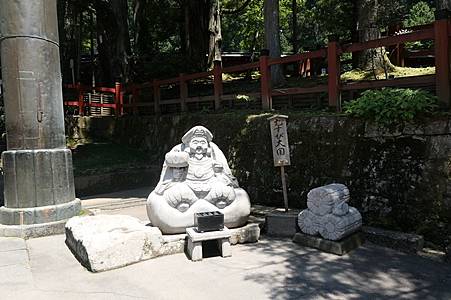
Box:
[194, 211, 224, 232]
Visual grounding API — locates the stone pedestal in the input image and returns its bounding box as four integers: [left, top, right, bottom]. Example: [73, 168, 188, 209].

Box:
[293, 231, 364, 255]
[186, 227, 232, 261]
[265, 210, 300, 237]
[0, 149, 80, 238]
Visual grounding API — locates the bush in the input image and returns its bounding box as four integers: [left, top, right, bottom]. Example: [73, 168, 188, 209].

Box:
[344, 88, 438, 126]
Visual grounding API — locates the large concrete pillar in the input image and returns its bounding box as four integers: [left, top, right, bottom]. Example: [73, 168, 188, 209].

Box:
[0, 0, 81, 238]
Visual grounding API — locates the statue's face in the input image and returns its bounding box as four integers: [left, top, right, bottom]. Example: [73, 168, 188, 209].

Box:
[189, 137, 208, 155]
[173, 167, 186, 181]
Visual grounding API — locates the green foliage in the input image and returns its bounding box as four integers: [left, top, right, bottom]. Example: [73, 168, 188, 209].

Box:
[344, 88, 438, 125]
[403, 1, 435, 27]
[402, 1, 435, 50]
[222, 0, 264, 52]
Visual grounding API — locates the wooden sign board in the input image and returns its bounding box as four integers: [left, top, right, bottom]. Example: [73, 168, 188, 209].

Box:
[268, 115, 290, 167]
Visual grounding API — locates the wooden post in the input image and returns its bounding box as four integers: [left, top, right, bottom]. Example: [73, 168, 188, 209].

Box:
[213, 60, 223, 110]
[153, 80, 161, 114]
[77, 82, 84, 116]
[114, 82, 123, 117]
[280, 165, 288, 212]
[179, 73, 188, 112]
[434, 10, 450, 109]
[327, 36, 341, 112]
[260, 49, 272, 110]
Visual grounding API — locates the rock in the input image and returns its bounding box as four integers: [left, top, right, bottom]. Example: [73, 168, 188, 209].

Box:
[265, 210, 300, 237]
[229, 223, 260, 244]
[65, 215, 165, 272]
[362, 226, 424, 254]
[445, 245, 451, 262]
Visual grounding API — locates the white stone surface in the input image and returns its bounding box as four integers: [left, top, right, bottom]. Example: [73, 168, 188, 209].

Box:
[298, 184, 362, 241]
[65, 215, 165, 272]
[147, 126, 251, 234]
[229, 223, 260, 244]
[186, 226, 231, 242]
[186, 227, 232, 261]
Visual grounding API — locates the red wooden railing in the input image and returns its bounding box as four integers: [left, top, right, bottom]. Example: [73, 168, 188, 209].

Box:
[64, 15, 451, 116]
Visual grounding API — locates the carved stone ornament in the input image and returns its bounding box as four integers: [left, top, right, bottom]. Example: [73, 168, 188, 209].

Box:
[147, 126, 251, 234]
[298, 184, 362, 241]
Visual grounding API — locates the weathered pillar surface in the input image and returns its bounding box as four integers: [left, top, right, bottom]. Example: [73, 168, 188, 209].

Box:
[0, 0, 80, 238]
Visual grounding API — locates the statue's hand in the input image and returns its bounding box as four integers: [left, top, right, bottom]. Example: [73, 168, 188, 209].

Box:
[165, 183, 197, 212]
[205, 182, 236, 209]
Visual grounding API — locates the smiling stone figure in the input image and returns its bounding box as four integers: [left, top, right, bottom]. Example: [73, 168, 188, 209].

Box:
[147, 126, 251, 233]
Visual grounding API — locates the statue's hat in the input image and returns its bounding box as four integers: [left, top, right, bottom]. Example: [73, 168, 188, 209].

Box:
[181, 126, 213, 144]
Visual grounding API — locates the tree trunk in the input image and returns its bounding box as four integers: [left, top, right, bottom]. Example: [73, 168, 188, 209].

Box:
[95, 0, 131, 84]
[291, 0, 298, 54]
[264, 0, 285, 86]
[208, 0, 222, 67]
[356, 0, 394, 73]
[183, 0, 211, 71]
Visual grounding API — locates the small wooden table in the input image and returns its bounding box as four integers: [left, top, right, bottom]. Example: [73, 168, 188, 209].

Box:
[186, 227, 232, 261]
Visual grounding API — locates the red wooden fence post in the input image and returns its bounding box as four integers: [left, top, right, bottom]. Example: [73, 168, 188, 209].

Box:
[153, 80, 161, 114]
[213, 60, 223, 110]
[114, 81, 123, 117]
[434, 10, 450, 109]
[327, 36, 341, 112]
[77, 82, 84, 116]
[260, 49, 272, 110]
[179, 73, 188, 112]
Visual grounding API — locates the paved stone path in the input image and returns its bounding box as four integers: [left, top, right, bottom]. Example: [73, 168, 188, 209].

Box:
[1, 188, 450, 299]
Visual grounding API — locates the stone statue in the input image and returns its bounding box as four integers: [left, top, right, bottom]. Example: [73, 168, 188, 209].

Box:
[147, 126, 251, 234]
[298, 184, 362, 241]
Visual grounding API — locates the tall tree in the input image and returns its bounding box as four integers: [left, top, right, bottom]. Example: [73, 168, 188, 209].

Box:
[183, 0, 211, 71]
[208, 0, 222, 66]
[264, 0, 285, 86]
[357, 0, 381, 69]
[291, 0, 299, 53]
[94, 0, 131, 84]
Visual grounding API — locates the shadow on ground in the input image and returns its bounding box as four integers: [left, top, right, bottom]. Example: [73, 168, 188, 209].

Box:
[241, 237, 451, 300]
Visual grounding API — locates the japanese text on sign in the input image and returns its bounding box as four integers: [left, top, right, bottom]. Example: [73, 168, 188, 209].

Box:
[268, 115, 290, 167]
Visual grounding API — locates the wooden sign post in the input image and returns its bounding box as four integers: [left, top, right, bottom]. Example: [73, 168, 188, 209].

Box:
[268, 115, 290, 212]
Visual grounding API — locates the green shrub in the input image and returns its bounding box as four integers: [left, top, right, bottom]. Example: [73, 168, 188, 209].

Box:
[344, 88, 437, 126]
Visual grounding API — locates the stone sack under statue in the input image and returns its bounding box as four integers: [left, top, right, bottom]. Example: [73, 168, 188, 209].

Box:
[147, 126, 251, 234]
[298, 183, 362, 241]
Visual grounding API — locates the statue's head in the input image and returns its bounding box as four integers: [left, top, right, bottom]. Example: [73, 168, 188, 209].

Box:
[182, 126, 213, 159]
[165, 152, 189, 181]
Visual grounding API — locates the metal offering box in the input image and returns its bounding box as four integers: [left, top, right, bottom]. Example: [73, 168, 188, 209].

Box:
[194, 211, 224, 232]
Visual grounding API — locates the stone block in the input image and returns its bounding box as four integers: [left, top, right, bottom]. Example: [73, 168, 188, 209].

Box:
[362, 226, 424, 254]
[186, 227, 232, 261]
[65, 215, 166, 272]
[187, 238, 203, 261]
[265, 210, 300, 237]
[229, 223, 260, 244]
[293, 231, 364, 256]
[221, 238, 232, 257]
